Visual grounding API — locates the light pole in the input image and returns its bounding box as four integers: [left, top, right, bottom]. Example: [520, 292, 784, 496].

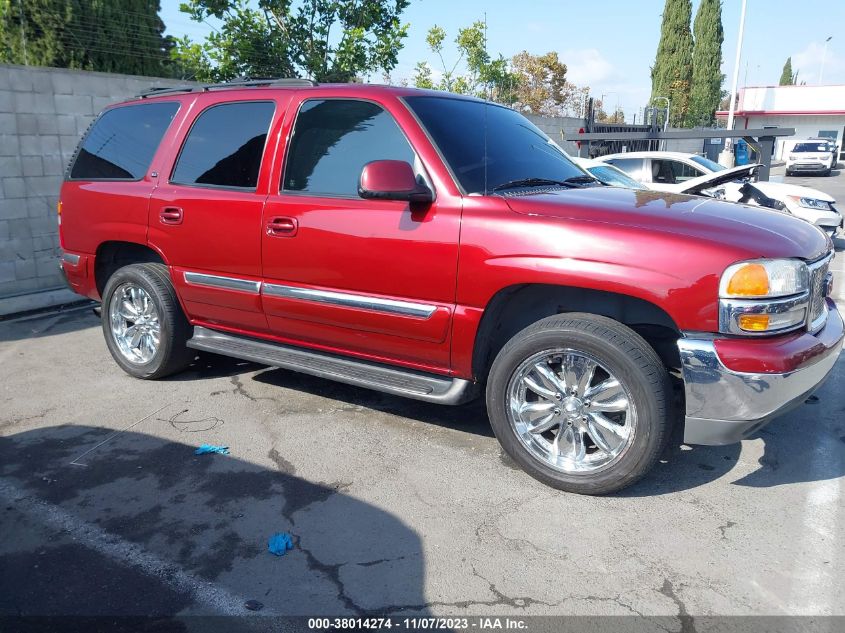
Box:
[820, 36, 833, 84]
[721, 0, 748, 167]
[652, 96, 670, 150]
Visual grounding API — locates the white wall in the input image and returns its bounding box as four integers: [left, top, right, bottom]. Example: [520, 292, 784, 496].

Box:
[739, 85, 845, 114]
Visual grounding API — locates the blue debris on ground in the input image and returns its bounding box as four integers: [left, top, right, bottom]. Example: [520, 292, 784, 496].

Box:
[268, 532, 294, 556]
[194, 444, 230, 455]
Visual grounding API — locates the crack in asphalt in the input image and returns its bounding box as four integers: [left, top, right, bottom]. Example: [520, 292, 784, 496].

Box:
[229, 375, 275, 403]
[0, 407, 56, 432]
[377, 566, 560, 615]
[718, 520, 737, 540]
[660, 578, 696, 633]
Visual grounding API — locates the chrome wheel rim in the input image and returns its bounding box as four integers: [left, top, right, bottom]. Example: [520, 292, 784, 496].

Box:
[108, 283, 160, 364]
[506, 348, 636, 473]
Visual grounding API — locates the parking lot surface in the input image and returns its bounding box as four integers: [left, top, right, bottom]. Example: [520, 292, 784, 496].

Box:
[1, 170, 844, 628]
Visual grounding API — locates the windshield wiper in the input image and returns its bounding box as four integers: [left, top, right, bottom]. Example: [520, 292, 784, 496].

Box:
[492, 178, 576, 192]
[562, 175, 600, 185]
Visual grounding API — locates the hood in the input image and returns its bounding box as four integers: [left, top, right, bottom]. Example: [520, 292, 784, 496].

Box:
[752, 180, 836, 202]
[678, 164, 758, 195]
[503, 186, 830, 261]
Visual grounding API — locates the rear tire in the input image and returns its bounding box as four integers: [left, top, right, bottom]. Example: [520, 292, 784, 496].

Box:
[101, 263, 194, 379]
[486, 313, 672, 495]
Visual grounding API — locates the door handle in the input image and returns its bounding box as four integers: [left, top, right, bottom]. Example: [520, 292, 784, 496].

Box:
[159, 207, 183, 225]
[266, 216, 298, 237]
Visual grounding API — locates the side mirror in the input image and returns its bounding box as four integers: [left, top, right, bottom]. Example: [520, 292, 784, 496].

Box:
[359, 160, 433, 203]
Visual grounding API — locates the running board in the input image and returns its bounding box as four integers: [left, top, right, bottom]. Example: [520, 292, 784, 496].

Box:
[187, 326, 478, 405]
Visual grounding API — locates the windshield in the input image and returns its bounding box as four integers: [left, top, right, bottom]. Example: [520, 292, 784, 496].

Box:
[586, 165, 647, 190]
[404, 96, 586, 194]
[689, 155, 726, 172]
[793, 142, 830, 152]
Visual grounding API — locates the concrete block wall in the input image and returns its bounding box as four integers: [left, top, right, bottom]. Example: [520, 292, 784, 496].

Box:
[0, 63, 190, 314]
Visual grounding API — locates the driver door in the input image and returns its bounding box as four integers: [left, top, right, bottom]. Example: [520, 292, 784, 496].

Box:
[260, 97, 461, 371]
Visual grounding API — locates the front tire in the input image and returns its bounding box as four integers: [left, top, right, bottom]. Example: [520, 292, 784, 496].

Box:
[101, 263, 194, 379]
[486, 314, 672, 494]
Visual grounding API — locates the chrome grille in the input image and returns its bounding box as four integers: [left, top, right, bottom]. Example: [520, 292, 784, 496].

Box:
[807, 253, 832, 331]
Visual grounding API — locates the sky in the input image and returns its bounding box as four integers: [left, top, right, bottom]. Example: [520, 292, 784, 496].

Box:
[159, 0, 845, 122]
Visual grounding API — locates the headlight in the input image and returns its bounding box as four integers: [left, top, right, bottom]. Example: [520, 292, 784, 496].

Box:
[719, 259, 811, 335]
[787, 196, 832, 211]
[719, 259, 809, 299]
[789, 154, 798, 160]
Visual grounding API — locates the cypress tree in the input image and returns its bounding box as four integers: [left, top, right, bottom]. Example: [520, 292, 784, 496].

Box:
[650, 0, 694, 128]
[779, 57, 793, 85]
[688, 0, 724, 127]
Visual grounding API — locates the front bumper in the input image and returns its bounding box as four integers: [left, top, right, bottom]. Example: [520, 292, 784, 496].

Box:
[677, 301, 844, 445]
[787, 162, 830, 173]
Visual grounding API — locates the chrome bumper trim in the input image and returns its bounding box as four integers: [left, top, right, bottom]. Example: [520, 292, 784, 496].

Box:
[677, 308, 844, 445]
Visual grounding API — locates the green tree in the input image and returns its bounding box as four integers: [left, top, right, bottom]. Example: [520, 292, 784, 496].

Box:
[688, 0, 723, 127]
[172, 0, 410, 83]
[779, 57, 794, 85]
[0, 0, 175, 77]
[413, 21, 516, 102]
[650, 0, 694, 127]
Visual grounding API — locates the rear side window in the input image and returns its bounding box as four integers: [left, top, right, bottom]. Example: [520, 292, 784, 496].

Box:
[605, 158, 644, 181]
[69, 102, 179, 180]
[282, 99, 415, 197]
[171, 101, 275, 190]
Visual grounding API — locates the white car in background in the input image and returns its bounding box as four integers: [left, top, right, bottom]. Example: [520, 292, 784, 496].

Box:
[785, 139, 836, 176]
[598, 151, 843, 238]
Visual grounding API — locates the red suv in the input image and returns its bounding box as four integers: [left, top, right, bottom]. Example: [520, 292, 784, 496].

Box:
[58, 79, 842, 494]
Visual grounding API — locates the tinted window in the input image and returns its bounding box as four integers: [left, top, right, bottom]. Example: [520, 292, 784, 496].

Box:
[587, 165, 647, 190]
[70, 102, 179, 180]
[283, 99, 415, 196]
[690, 155, 726, 172]
[651, 159, 702, 184]
[405, 96, 584, 194]
[605, 158, 644, 181]
[172, 101, 274, 189]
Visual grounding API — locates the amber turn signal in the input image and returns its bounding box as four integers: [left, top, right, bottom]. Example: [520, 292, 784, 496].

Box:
[737, 314, 770, 331]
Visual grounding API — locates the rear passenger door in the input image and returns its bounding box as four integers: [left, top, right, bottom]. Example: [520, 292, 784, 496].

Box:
[148, 99, 279, 333]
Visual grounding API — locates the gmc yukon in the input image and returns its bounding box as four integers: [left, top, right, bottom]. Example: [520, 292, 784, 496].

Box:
[58, 79, 842, 494]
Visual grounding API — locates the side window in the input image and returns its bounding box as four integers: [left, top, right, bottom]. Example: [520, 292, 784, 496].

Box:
[605, 158, 644, 181]
[652, 159, 701, 184]
[69, 102, 179, 180]
[283, 99, 416, 197]
[171, 101, 275, 190]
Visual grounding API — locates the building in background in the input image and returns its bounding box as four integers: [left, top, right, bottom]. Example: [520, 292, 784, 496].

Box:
[717, 84, 845, 161]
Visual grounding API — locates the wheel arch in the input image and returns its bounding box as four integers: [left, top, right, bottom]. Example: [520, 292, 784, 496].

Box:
[471, 284, 682, 382]
[94, 240, 167, 297]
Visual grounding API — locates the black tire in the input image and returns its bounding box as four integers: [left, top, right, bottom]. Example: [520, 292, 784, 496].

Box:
[101, 263, 194, 379]
[785, 170, 792, 177]
[486, 313, 672, 495]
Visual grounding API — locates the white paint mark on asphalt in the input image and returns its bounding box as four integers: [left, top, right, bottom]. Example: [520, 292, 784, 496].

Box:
[69, 403, 175, 466]
[0, 479, 275, 617]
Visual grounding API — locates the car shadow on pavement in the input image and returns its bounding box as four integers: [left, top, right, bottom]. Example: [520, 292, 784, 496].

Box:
[0, 425, 428, 625]
[252, 367, 495, 438]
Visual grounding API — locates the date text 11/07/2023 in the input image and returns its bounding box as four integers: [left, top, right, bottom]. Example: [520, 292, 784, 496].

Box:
[307, 617, 528, 630]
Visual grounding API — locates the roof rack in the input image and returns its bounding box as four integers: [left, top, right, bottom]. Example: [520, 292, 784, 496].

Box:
[138, 77, 317, 98]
